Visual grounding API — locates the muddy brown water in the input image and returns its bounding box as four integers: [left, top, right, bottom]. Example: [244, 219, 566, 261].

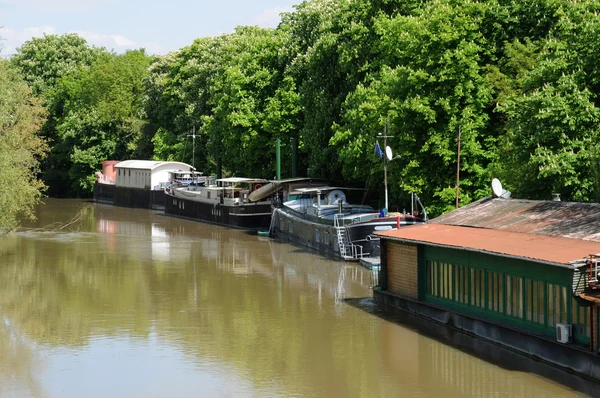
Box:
[0, 199, 593, 397]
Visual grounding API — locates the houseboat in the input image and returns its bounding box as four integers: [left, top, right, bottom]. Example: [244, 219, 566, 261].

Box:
[374, 193, 600, 382]
[164, 177, 273, 230]
[250, 178, 425, 260]
[94, 160, 195, 210]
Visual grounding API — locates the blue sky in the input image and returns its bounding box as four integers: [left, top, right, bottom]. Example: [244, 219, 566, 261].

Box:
[0, 0, 300, 56]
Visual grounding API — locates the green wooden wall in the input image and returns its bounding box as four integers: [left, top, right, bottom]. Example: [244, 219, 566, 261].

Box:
[422, 245, 591, 345]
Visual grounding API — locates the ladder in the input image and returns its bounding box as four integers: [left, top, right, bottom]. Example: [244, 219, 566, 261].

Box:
[334, 215, 363, 260]
[268, 208, 277, 233]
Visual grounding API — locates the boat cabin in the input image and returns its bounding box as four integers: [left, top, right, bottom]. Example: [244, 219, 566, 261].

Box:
[168, 170, 207, 187]
[285, 186, 376, 222]
[169, 176, 270, 206]
[114, 160, 194, 191]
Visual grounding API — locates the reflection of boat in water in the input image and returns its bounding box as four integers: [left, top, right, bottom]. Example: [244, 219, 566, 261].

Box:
[251, 179, 425, 260]
[165, 177, 273, 230]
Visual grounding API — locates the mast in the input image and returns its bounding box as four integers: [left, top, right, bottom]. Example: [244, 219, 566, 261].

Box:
[379, 120, 394, 211]
[187, 125, 197, 170]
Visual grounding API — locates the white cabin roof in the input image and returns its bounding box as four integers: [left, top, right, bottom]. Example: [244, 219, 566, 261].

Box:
[295, 186, 340, 193]
[115, 160, 193, 171]
[217, 177, 268, 184]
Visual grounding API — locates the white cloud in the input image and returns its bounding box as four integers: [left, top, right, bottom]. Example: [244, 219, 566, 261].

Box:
[0, 25, 162, 56]
[72, 30, 136, 49]
[0, 25, 56, 55]
[251, 7, 294, 28]
[0, 0, 118, 12]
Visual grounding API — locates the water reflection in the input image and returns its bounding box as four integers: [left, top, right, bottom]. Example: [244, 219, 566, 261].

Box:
[0, 199, 592, 397]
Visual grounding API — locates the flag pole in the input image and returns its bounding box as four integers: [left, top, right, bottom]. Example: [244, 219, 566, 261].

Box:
[384, 128, 388, 211]
[378, 120, 394, 212]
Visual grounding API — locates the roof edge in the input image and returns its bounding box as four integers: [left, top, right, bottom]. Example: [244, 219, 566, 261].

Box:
[380, 235, 573, 269]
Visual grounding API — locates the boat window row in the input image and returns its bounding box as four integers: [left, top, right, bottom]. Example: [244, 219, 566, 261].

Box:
[314, 229, 330, 246]
[425, 260, 590, 343]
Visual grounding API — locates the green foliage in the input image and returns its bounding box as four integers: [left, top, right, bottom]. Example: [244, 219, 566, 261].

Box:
[145, 26, 297, 177]
[498, 0, 600, 202]
[11, 33, 102, 96]
[52, 50, 153, 195]
[10, 0, 600, 215]
[331, 0, 498, 214]
[0, 60, 47, 233]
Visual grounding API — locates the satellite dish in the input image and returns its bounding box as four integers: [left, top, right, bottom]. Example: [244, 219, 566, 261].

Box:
[385, 146, 393, 161]
[491, 178, 503, 198]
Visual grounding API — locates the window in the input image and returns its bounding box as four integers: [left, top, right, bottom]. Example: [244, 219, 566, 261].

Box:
[470, 268, 485, 308]
[288, 221, 293, 233]
[505, 276, 523, 318]
[571, 299, 590, 340]
[442, 263, 454, 300]
[426, 260, 435, 295]
[315, 230, 320, 243]
[324, 232, 330, 245]
[454, 264, 468, 304]
[487, 272, 503, 313]
[547, 283, 567, 326]
[525, 280, 545, 324]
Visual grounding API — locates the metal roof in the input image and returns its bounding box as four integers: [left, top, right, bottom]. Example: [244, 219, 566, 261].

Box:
[376, 224, 600, 268]
[115, 160, 193, 171]
[432, 197, 600, 242]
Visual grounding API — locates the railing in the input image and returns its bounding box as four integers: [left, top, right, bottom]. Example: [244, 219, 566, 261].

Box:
[97, 176, 116, 185]
[334, 214, 364, 260]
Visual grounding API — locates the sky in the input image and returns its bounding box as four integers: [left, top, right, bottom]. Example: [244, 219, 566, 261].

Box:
[0, 0, 300, 56]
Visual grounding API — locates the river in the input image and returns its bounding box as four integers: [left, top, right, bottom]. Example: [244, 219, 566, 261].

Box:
[0, 199, 593, 397]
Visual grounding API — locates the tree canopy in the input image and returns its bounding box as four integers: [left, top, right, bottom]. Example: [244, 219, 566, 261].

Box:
[8, 0, 600, 216]
[0, 60, 47, 233]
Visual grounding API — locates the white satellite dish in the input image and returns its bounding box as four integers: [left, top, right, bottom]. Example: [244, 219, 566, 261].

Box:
[491, 178, 503, 198]
[385, 146, 393, 161]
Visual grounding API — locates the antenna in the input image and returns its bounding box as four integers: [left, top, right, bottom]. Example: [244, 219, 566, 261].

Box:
[187, 126, 198, 170]
[491, 178, 503, 197]
[491, 178, 511, 199]
[378, 118, 394, 211]
[385, 146, 393, 161]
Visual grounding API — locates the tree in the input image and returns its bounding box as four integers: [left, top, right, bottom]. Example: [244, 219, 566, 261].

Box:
[11, 33, 102, 96]
[0, 60, 47, 233]
[498, 0, 600, 202]
[11, 33, 104, 196]
[330, 0, 498, 214]
[52, 50, 153, 195]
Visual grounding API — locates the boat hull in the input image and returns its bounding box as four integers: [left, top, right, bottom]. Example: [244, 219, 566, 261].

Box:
[272, 208, 424, 259]
[272, 207, 341, 258]
[93, 183, 165, 210]
[165, 193, 272, 230]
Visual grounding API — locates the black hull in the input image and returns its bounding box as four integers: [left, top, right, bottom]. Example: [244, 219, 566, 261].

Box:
[165, 193, 272, 230]
[93, 183, 165, 210]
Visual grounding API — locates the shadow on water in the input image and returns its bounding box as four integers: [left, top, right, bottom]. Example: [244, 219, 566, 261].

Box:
[345, 297, 600, 398]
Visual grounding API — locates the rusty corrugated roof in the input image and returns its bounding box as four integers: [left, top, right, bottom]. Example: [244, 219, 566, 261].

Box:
[376, 224, 600, 268]
[431, 197, 600, 242]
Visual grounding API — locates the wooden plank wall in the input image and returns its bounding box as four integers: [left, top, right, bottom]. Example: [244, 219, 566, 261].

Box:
[387, 243, 418, 299]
